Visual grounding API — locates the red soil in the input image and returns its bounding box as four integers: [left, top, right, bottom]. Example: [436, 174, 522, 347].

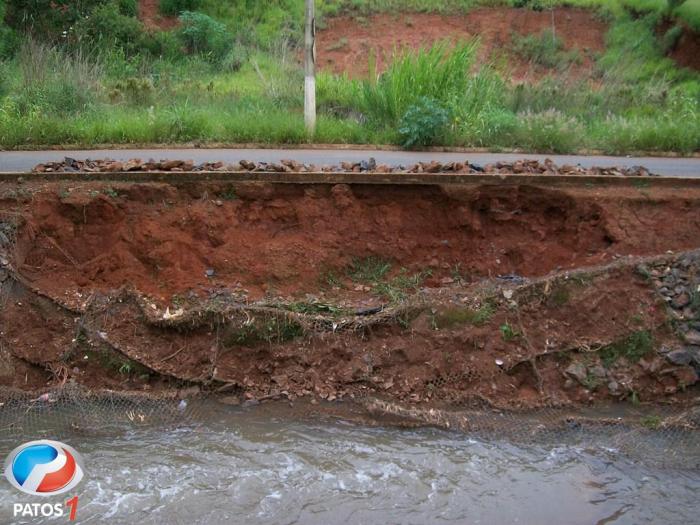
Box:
[662, 21, 700, 71]
[8, 182, 700, 304]
[138, 0, 179, 30]
[1, 181, 698, 407]
[316, 7, 607, 78]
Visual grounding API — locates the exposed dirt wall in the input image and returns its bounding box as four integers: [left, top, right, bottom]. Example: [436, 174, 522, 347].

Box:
[0, 180, 698, 410]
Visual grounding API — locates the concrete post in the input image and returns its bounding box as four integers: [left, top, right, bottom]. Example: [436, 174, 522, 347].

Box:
[304, 0, 316, 135]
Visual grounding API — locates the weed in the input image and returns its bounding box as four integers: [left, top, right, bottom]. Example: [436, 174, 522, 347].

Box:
[398, 96, 451, 149]
[630, 390, 640, 405]
[225, 316, 304, 346]
[374, 268, 431, 302]
[358, 41, 477, 125]
[640, 414, 662, 429]
[632, 178, 651, 190]
[689, 290, 700, 311]
[348, 256, 391, 283]
[635, 264, 652, 280]
[512, 29, 580, 69]
[599, 330, 654, 367]
[450, 263, 469, 283]
[118, 361, 134, 375]
[548, 285, 571, 306]
[103, 187, 119, 198]
[326, 37, 349, 52]
[581, 372, 601, 391]
[433, 302, 495, 329]
[218, 187, 238, 200]
[320, 268, 344, 289]
[500, 322, 520, 342]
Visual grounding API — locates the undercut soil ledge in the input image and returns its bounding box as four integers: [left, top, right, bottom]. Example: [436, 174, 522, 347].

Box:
[0, 179, 699, 411]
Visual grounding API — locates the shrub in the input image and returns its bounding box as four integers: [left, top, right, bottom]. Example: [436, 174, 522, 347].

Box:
[398, 97, 450, 149]
[118, 0, 138, 16]
[178, 11, 231, 62]
[512, 29, 580, 69]
[160, 0, 200, 16]
[221, 44, 248, 72]
[0, 24, 18, 59]
[111, 77, 156, 106]
[140, 29, 182, 59]
[74, 3, 145, 54]
[4, 0, 106, 39]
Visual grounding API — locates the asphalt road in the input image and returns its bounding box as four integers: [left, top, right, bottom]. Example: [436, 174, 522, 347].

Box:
[0, 148, 698, 176]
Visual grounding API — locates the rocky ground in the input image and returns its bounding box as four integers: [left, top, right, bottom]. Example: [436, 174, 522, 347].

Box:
[0, 178, 698, 412]
[31, 157, 657, 177]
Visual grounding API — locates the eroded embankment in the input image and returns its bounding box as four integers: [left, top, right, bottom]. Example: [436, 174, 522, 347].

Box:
[0, 180, 699, 410]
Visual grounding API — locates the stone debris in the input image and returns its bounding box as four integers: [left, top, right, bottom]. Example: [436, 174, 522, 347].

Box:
[32, 156, 658, 177]
[641, 254, 700, 372]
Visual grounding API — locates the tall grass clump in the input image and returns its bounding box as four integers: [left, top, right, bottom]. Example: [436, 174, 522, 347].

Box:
[357, 40, 477, 125]
[5, 39, 103, 116]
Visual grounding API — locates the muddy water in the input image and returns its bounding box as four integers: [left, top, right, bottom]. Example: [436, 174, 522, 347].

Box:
[0, 401, 698, 525]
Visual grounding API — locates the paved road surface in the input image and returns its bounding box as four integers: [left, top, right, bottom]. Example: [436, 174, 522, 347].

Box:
[0, 148, 698, 176]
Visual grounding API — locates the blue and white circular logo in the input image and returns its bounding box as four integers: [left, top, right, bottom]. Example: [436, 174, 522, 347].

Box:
[4, 440, 84, 496]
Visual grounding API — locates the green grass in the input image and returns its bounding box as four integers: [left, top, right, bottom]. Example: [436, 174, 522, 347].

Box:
[499, 322, 520, 341]
[640, 414, 662, 429]
[0, 1, 698, 152]
[224, 316, 304, 346]
[433, 302, 496, 328]
[676, 0, 700, 30]
[512, 29, 582, 69]
[599, 330, 654, 367]
[348, 256, 392, 282]
[373, 268, 432, 301]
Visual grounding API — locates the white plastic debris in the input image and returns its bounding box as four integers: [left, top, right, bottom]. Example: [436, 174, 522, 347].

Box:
[495, 359, 504, 366]
[163, 307, 184, 320]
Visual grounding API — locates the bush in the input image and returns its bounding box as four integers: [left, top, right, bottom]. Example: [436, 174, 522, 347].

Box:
[221, 43, 249, 72]
[4, 0, 106, 39]
[74, 3, 145, 54]
[178, 11, 231, 62]
[117, 0, 137, 16]
[160, 0, 200, 16]
[398, 97, 450, 149]
[512, 29, 580, 69]
[140, 30, 182, 59]
[0, 24, 18, 59]
[110, 77, 156, 106]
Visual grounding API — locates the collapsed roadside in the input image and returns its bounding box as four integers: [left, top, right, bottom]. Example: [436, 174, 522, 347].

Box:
[0, 174, 698, 415]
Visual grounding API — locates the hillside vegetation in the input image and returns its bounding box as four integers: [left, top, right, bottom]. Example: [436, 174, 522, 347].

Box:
[0, 0, 698, 153]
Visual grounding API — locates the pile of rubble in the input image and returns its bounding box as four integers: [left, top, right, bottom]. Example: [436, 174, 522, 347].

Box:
[642, 254, 700, 373]
[32, 157, 657, 177]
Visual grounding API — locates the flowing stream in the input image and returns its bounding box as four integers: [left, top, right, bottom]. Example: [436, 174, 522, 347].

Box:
[0, 400, 698, 524]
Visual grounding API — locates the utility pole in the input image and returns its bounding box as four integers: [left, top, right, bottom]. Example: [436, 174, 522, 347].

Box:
[304, 0, 316, 135]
